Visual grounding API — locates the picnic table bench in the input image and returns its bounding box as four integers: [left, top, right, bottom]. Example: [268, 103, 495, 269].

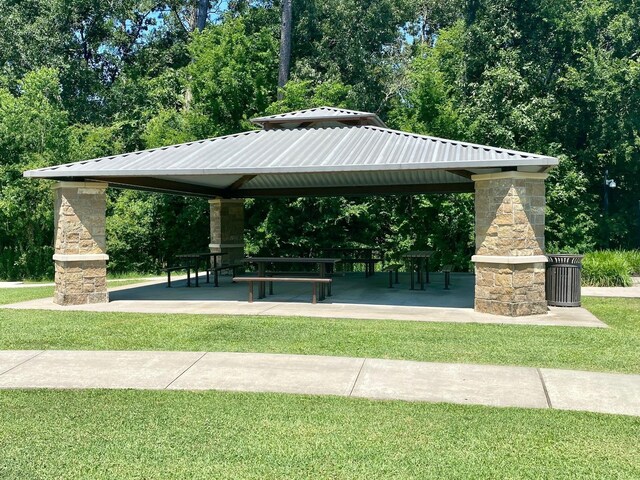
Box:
[243, 257, 340, 301]
[383, 263, 403, 288]
[162, 265, 191, 288]
[233, 276, 333, 304]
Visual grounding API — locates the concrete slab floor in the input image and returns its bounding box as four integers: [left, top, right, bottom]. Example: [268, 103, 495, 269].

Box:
[1, 350, 639, 417]
[350, 359, 549, 409]
[0, 350, 204, 390]
[581, 285, 640, 298]
[168, 352, 364, 396]
[0, 273, 607, 328]
[540, 369, 640, 417]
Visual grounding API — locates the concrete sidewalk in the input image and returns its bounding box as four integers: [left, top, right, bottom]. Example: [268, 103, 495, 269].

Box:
[582, 285, 640, 298]
[1, 350, 638, 417]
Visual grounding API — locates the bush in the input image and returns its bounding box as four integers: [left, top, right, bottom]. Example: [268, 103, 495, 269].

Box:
[625, 250, 640, 276]
[582, 251, 632, 287]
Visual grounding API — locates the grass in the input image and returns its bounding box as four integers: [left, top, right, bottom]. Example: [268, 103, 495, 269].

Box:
[0, 389, 638, 479]
[0, 286, 639, 373]
[0, 286, 54, 305]
[0, 279, 154, 306]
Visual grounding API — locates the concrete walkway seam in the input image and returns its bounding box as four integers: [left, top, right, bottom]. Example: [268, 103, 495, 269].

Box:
[348, 358, 367, 397]
[164, 351, 208, 390]
[0, 350, 45, 376]
[537, 368, 553, 408]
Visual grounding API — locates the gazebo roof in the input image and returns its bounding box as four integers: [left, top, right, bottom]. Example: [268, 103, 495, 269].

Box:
[24, 107, 558, 198]
[251, 106, 388, 128]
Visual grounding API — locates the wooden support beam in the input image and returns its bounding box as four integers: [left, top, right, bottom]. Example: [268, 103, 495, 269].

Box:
[66, 177, 474, 199]
[87, 176, 227, 198]
[228, 175, 257, 190]
[446, 169, 475, 180]
[233, 182, 474, 198]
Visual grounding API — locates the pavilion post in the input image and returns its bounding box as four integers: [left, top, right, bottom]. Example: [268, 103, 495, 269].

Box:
[209, 198, 245, 266]
[52, 181, 109, 305]
[472, 172, 548, 316]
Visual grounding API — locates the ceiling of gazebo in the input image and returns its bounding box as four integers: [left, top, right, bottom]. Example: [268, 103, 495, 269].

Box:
[24, 106, 558, 198]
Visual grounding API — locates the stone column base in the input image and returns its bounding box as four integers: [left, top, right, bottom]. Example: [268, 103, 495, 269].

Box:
[54, 257, 108, 305]
[474, 258, 547, 316]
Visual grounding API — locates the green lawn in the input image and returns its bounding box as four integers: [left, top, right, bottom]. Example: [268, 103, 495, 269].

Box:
[0, 279, 150, 306]
[0, 288, 638, 373]
[0, 389, 637, 479]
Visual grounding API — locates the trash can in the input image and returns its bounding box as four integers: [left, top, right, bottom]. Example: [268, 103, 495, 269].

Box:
[545, 254, 584, 307]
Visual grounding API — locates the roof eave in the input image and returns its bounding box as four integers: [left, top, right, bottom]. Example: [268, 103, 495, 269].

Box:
[23, 156, 558, 180]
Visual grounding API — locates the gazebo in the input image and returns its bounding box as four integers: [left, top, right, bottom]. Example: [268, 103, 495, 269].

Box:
[24, 107, 557, 316]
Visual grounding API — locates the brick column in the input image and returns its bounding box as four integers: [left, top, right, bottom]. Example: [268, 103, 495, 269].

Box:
[53, 182, 109, 305]
[209, 199, 245, 266]
[472, 172, 548, 316]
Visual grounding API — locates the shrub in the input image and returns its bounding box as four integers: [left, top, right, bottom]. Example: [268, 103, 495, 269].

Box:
[582, 251, 632, 287]
[624, 250, 640, 276]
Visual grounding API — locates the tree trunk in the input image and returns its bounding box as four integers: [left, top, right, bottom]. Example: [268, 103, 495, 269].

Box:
[277, 0, 292, 100]
[185, 0, 209, 110]
[195, 0, 209, 32]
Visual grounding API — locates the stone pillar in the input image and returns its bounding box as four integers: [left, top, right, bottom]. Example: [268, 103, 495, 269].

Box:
[53, 182, 109, 305]
[472, 172, 548, 316]
[209, 199, 245, 266]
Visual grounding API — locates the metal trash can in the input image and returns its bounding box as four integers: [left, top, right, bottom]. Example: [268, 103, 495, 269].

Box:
[545, 254, 584, 307]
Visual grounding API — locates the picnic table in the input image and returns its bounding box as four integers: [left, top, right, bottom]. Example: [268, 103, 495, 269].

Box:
[243, 257, 341, 300]
[323, 247, 383, 277]
[175, 252, 227, 287]
[402, 250, 434, 290]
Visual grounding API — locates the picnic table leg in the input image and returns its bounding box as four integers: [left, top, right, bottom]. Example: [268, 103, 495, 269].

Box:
[319, 263, 326, 300]
[214, 255, 219, 287]
[258, 263, 266, 299]
[426, 257, 430, 284]
[410, 259, 415, 290]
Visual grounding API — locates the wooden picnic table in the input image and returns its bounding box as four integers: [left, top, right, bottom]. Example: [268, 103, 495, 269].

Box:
[243, 257, 341, 300]
[175, 252, 227, 287]
[402, 250, 434, 290]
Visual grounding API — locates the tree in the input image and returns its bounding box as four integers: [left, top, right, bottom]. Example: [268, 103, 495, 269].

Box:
[277, 0, 293, 99]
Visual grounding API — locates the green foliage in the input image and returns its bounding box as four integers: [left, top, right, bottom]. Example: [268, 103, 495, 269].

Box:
[106, 190, 210, 274]
[187, 17, 279, 134]
[0, 68, 70, 280]
[546, 156, 599, 253]
[388, 29, 465, 139]
[2, 0, 640, 279]
[627, 250, 640, 276]
[291, 0, 414, 111]
[267, 79, 358, 113]
[582, 250, 633, 287]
